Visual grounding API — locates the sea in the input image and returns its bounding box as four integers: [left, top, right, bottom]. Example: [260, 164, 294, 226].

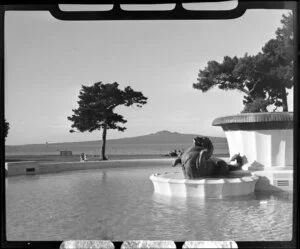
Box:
[5, 141, 229, 157]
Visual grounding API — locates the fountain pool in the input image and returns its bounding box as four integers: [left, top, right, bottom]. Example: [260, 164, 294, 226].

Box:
[6, 165, 293, 241]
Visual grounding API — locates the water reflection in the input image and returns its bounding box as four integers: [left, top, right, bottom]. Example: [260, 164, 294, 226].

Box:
[102, 171, 107, 181]
[151, 189, 293, 241]
[254, 190, 293, 202]
[6, 167, 293, 241]
[6, 174, 41, 183]
[152, 193, 189, 207]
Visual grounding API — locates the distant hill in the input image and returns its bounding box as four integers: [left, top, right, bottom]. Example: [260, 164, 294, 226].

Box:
[107, 130, 226, 144]
[5, 130, 229, 156]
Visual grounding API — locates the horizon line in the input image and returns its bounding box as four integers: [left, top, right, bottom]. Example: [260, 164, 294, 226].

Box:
[5, 130, 226, 146]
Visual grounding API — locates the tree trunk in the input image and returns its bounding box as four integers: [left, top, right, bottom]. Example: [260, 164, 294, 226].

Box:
[261, 105, 268, 112]
[101, 123, 108, 160]
[282, 88, 288, 112]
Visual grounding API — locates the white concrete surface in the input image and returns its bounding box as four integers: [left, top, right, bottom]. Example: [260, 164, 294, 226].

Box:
[150, 172, 258, 198]
[225, 129, 293, 169]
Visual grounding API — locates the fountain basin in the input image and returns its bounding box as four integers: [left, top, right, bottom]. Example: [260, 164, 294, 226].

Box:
[150, 172, 258, 198]
[212, 112, 293, 170]
[253, 168, 293, 192]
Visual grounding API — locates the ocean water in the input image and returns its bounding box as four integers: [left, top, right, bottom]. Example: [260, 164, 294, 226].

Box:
[6, 165, 292, 241]
[5, 142, 229, 156]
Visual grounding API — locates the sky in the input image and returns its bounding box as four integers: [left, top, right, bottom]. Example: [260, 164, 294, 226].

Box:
[5, 7, 293, 145]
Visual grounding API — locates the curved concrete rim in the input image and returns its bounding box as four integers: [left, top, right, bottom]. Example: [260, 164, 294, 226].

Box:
[150, 172, 259, 198]
[212, 112, 293, 126]
[150, 172, 259, 184]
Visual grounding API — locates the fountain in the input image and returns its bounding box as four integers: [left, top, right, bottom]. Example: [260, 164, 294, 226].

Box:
[212, 112, 293, 192]
[150, 172, 258, 198]
[150, 112, 293, 197]
[150, 136, 258, 198]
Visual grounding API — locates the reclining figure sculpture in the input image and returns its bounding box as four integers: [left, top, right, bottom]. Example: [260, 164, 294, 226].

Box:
[172, 136, 243, 179]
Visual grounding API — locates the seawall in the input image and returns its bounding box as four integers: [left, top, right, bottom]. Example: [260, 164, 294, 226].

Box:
[5, 159, 174, 177]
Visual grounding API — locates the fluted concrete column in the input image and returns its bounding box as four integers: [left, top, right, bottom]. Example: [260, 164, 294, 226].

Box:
[212, 112, 293, 169]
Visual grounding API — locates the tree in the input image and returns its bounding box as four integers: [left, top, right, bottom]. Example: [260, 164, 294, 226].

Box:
[260, 12, 294, 111]
[68, 82, 147, 160]
[193, 13, 294, 112]
[4, 119, 9, 140]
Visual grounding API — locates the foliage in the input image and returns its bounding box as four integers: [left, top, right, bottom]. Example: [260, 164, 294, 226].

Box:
[68, 82, 147, 160]
[241, 97, 274, 113]
[4, 119, 9, 140]
[193, 13, 294, 112]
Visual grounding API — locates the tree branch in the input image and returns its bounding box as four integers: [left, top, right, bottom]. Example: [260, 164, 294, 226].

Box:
[248, 80, 260, 94]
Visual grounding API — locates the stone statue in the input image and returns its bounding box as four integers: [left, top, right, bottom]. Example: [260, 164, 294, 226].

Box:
[172, 136, 243, 179]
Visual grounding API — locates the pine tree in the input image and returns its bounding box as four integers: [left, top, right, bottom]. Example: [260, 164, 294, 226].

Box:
[68, 82, 147, 160]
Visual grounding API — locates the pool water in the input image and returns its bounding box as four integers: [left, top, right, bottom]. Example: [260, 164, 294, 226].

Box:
[6, 165, 293, 241]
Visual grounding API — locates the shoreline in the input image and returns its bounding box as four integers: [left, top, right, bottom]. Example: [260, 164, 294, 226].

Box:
[5, 153, 230, 163]
[5, 154, 230, 178]
[5, 158, 175, 177]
